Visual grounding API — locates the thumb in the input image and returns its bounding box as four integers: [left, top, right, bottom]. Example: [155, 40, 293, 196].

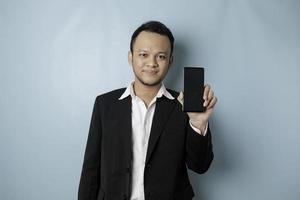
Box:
[177, 91, 184, 106]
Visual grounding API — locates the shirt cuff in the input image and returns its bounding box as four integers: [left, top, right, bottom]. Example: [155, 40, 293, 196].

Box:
[189, 121, 208, 136]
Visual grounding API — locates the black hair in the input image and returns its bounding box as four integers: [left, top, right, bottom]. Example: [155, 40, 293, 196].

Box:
[130, 21, 175, 56]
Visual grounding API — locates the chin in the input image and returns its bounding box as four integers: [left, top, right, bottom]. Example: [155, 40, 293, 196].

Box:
[144, 82, 161, 87]
[139, 78, 162, 87]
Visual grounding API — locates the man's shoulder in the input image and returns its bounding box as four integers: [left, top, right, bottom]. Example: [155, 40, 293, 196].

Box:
[166, 88, 179, 99]
[96, 88, 126, 101]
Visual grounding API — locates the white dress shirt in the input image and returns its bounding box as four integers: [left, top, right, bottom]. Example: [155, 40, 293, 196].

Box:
[118, 82, 207, 200]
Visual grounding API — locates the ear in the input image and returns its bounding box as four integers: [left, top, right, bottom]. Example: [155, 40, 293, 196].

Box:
[128, 51, 133, 66]
[168, 55, 173, 68]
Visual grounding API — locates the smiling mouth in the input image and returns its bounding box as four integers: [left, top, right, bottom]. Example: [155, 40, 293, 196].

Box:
[143, 70, 158, 75]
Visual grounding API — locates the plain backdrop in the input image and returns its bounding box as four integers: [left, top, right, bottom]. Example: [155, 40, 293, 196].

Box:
[1, 0, 299, 199]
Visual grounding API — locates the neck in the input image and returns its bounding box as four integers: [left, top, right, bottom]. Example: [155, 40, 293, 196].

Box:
[133, 80, 161, 106]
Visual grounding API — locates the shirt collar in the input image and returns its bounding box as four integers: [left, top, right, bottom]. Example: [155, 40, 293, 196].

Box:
[118, 81, 175, 100]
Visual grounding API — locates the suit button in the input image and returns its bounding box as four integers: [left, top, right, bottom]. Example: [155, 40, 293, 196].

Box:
[123, 194, 128, 199]
[126, 167, 130, 173]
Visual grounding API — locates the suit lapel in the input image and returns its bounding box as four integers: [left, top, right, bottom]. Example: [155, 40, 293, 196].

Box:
[116, 96, 132, 167]
[145, 97, 176, 164]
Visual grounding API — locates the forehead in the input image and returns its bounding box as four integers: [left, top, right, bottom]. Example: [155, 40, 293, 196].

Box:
[133, 31, 171, 53]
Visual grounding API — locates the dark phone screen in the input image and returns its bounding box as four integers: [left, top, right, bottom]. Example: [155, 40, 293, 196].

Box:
[183, 67, 205, 112]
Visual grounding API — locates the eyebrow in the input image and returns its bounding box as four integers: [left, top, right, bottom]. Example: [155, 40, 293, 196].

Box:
[137, 49, 168, 54]
[137, 49, 148, 52]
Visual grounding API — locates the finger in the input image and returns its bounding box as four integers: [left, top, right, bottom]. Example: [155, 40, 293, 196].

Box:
[177, 91, 184, 106]
[208, 90, 214, 101]
[206, 96, 218, 109]
[203, 84, 211, 100]
[204, 89, 214, 107]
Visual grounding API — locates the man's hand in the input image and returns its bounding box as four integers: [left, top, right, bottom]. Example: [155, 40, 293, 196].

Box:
[177, 84, 218, 133]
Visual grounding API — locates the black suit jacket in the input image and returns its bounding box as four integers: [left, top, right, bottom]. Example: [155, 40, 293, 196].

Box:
[78, 88, 213, 200]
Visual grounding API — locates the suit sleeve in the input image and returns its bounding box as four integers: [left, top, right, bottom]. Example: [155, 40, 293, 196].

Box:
[78, 96, 102, 200]
[185, 122, 214, 174]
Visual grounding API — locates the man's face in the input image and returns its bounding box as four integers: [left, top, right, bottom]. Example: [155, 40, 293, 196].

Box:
[128, 31, 173, 87]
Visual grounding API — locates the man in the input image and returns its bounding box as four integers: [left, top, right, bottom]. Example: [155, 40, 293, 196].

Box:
[78, 21, 217, 200]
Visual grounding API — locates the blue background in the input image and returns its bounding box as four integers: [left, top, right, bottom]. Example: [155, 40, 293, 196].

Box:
[1, 0, 299, 199]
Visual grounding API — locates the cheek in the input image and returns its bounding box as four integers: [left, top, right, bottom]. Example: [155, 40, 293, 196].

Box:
[132, 58, 144, 67]
[132, 60, 145, 73]
[160, 62, 170, 72]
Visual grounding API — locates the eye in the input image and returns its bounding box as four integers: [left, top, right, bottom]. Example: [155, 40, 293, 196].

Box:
[139, 53, 147, 58]
[158, 54, 167, 60]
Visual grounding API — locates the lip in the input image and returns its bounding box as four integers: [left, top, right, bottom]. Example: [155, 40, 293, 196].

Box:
[143, 70, 159, 75]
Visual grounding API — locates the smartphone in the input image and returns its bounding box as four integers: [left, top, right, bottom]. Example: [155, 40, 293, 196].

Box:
[183, 67, 205, 112]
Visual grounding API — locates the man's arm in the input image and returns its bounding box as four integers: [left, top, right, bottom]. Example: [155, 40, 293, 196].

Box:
[176, 84, 217, 174]
[78, 96, 102, 200]
[185, 123, 214, 174]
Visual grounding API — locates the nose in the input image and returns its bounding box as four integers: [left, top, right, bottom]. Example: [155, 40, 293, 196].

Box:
[146, 56, 158, 68]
